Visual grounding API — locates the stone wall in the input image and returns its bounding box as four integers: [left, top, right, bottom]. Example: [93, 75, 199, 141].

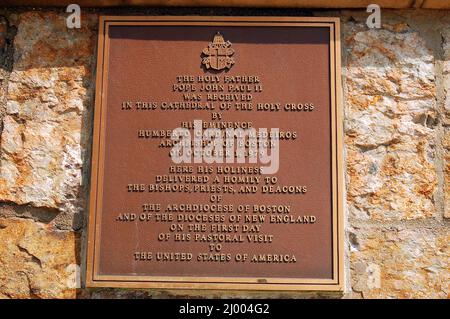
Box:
[0, 8, 448, 299]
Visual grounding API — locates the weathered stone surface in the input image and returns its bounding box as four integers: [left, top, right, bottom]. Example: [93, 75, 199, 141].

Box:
[442, 27, 450, 219]
[445, 126, 450, 219]
[0, 218, 79, 299]
[0, 12, 97, 229]
[344, 21, 437, 221]
[349, 224, 449, 298]
[445, 118, 450, 220]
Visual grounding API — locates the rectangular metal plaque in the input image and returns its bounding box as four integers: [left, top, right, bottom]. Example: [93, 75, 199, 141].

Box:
[87, 16, 343, 291]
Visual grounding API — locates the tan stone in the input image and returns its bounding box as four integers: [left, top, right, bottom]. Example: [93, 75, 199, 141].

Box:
[442, 28, 450, 218]
[0, 12, 97, 228]
[349, 225, 449, 298]
[344, 21, 437, 221]
[445, 127, 450, 219]
[0, 218, 79, 299]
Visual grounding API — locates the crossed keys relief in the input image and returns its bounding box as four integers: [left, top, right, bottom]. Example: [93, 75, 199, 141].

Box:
[201, 32, 235, 71]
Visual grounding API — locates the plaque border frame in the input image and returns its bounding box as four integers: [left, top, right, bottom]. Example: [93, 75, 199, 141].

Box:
[86, 15, 344, 292]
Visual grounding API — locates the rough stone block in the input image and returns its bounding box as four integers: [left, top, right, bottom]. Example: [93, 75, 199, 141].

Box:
[344, 21, 437, 221]
[0, 12, 97, 229]
[0, 218, 79, 298]
[349, 225, 449, 298]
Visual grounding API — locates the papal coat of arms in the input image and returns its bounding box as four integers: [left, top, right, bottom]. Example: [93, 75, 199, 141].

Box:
[202, 32, 235, 71]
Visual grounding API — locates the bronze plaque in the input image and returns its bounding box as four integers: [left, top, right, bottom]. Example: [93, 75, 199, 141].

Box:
[87, 16, 343, 291]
